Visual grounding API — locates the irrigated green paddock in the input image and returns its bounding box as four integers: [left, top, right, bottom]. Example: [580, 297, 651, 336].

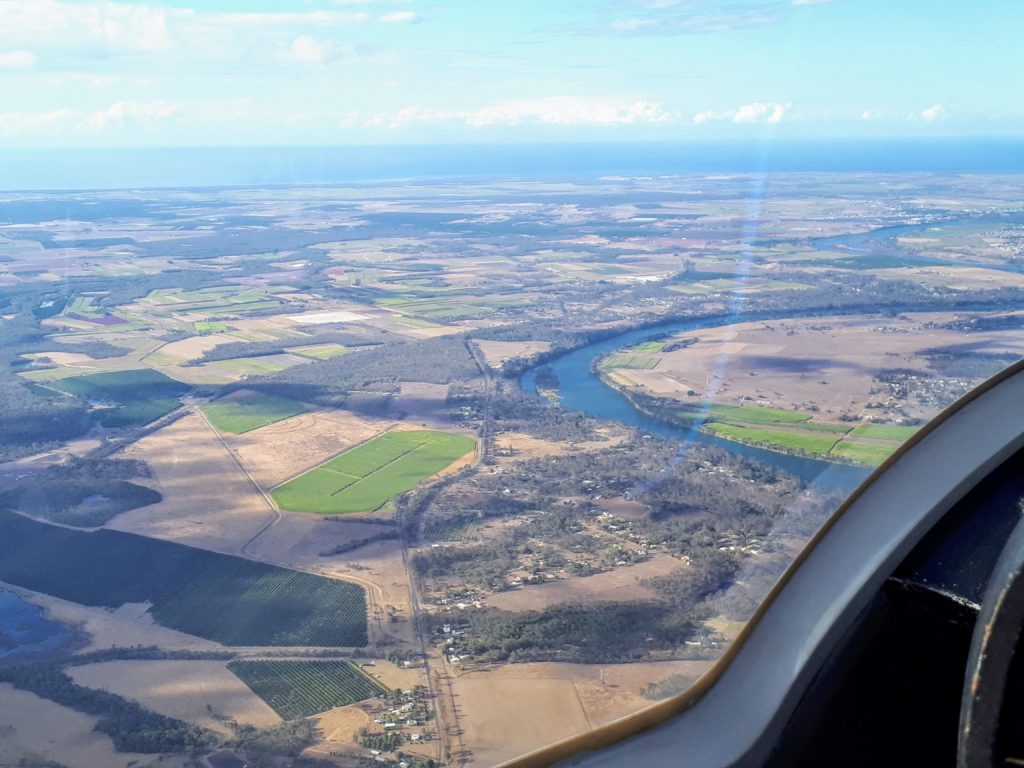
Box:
[272, 429, 476, 514]
[202, 393, 307, 434]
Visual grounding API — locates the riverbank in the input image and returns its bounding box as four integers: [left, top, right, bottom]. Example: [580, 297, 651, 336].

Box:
[595, 366, 886, 468]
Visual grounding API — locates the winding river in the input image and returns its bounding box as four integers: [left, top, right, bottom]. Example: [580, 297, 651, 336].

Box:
[520, 310, 874, 489]
[519, 215, 1024, 488]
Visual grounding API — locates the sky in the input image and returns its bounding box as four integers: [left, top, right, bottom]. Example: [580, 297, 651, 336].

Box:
[0, 0, 1021, 148]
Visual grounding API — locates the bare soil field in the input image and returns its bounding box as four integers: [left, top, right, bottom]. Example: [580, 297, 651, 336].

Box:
[146, 333, 243, 365]
[305, 705, 373, 760]
[1, 583, 222, 652]
[449, 659, 713, 767]
[0, 684, 157, 768]
[230, 409, 391, 490]
[475, 340, 552, 370]
[109, 410, 277, 554]
[391, 381, 452, 423]
[870, 266, 1024, 291]
[244, 514, 396, 570]
[485, 555, 682, 612]
[594, 497, 650, 521]
[627, 312, 1024, 420]
[69, 660, 281, 735]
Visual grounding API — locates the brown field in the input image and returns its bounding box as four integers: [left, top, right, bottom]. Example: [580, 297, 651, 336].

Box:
[391, 381, 453, 423]
[109, 409, 277, 554]
[305, 706, 373, 760]
[485, 555, 682, 612]
[475, 340, 553, 370]
[448, 659, 713, 767]
[145, 333, 243, 364]
[593, 497, 650, 520]
[243, 514, 396, 570]
[870, 266, 1024, 291]
[69, 660, 281, 735]
[617, 312, 1024, 420]
[229, 409, 391, 490]
[0, 684, 159, 768]
[1, 583, 222, 652]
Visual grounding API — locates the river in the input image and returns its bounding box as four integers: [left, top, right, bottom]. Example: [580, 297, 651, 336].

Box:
[519, 303, 1023, 489]
[520, 310, 874, 489]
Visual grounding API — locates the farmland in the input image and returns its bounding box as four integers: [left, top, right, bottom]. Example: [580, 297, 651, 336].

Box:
[227, 660, 388, 719]
[202, 392, 308, 434]
[272, 429, 476, 514]
[47, 369, 191, 428]
[0, 510, 368, 647]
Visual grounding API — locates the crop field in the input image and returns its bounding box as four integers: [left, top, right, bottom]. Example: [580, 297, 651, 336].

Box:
[203, 393, 308, 434]
[850, 423, 921, 441]
[603, 353, 660, 369]
[704, 422, 841, 456]
[702, 403, 812, 425]
[194, 321, 229, 334]
[213, 356, 292, 375]
[632, 341, 666, 353]
[47, 368, 191, 428]
[272, 429, 476, 514]
[288, 343, 351, 360]
[0, 510, 368, 647]
[227, 660, 388, 719]
[830, 440, 900, 465]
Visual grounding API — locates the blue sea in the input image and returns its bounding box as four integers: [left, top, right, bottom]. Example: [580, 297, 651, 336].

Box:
[0, 139, 1022, 191]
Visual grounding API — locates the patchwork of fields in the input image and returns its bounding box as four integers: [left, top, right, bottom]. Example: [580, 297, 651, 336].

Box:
[675, 402, 919, 466]
[272, 429, 476, 514]
[228, 660, 388, 719]
[0, 511, 367, 647]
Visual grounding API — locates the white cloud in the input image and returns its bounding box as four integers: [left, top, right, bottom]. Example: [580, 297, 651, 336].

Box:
[921, 104, 946, 122]
[279, 35, 328, 65]
[0, 50, 38, 69]
[0, 108, 77, 136]
[860, 109, 879, 121]
[733, 101, 788, 123]
[694, 102, 790, 125]
[0, 1, 375, 65]
[693, 109, 727, 125]
[464, 97, 672, 126]
[83, 100, 179, 130]
[379, 11, 418, 24]
[353, 97, 674, 129]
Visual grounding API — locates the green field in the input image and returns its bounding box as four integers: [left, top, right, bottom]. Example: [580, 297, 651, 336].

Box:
[0, 510, 367, 647]
[704, 423, 841, 455]
[830, 440, 900, 466]
[850, 423, 921, 441]
[288, 343, 351, 360]
[603, 353, 660, 369]
[703, 403, 812, 425]
[632, 341, 666, 353]
[194, 321, 229, 334]
[273, 430, 476, 514]
[48, 369, 191, 428]
[214, 356, 290, 375]
[202, 393, 307, 434]
[228, 660, 388, 719]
